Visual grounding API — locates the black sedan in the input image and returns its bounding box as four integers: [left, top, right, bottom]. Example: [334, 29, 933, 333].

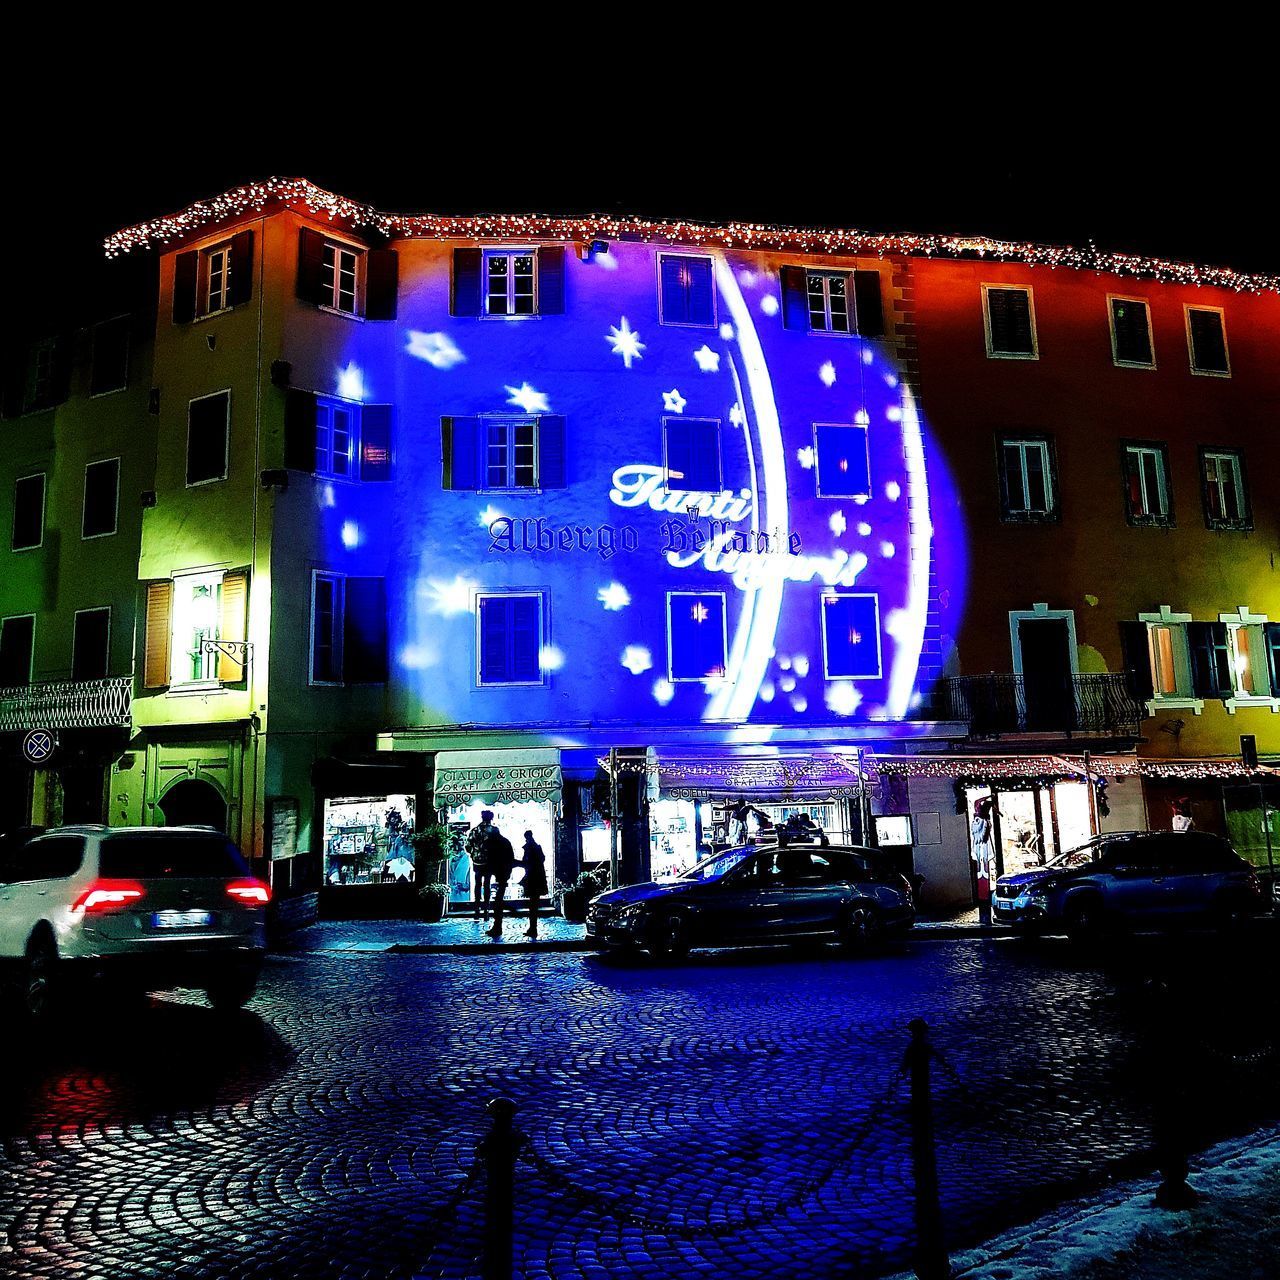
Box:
[586, 842, 915, 959]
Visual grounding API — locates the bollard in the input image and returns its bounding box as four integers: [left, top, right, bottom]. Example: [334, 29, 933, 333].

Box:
[480, 1097, 518, 1280]
[905, 1018, 951, 1280]
[1149, 983, 1200, 1210]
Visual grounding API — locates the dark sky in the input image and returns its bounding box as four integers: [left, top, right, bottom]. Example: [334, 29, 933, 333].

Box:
[3, 74, 1271, 341]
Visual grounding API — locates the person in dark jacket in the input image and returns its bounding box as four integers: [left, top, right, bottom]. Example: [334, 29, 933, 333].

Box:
[519, 831, 549, 939]
[484, 825, 517, 937]
[466, 810, 496, 920]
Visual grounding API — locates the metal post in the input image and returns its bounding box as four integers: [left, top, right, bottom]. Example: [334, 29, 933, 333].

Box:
[481, 1097, 517, 1280]
[905, 1019, 950, 1280]
[1083, 750, 1100, 837]
[1260, 781, 1276, 913]
[609, 746, 620, 890]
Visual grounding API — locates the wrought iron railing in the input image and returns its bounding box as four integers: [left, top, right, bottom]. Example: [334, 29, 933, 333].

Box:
[0, 675, 133, 732]
[939, 672, 1143, 739]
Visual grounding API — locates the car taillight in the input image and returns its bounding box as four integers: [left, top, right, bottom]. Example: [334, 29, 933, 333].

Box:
[226, 879, 271, 905]
[71, 880, 146, 913]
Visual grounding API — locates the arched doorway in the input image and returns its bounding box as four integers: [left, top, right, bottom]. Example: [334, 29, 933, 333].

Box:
[158, 778, 228, 831]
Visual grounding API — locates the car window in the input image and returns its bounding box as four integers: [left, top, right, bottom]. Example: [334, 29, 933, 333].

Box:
[772, 850, 841, 885]
[100, 833, 251, 879]
[1111, 835, 1177, 873]
[680, 846, 756, 883]
[1164, 834, 1238, 872]
[1048, 839, 1104, 871]
[8, 835, 85, 883]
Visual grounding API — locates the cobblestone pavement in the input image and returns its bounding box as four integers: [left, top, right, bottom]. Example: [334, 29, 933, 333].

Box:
[2, 932, 1279, 1280]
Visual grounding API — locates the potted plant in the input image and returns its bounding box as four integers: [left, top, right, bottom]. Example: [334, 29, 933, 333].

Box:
[417, 881, 449, 923]
[559, 865, 610, 923]
[410, 823, 453, 888]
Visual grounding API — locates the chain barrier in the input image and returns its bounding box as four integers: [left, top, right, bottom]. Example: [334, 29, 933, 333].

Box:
[418, 1156, 488, 1274]
[516, 1063, 908, 1240]
[1196, 1038, 1280, 1067]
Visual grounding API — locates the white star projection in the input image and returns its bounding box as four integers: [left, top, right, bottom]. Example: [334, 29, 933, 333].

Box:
[539, 645, 565, 673]
[621, 646, 653, 675]
[598, 582, 631, 611]
[478, 504, 505, 528]
[693, 345, 721, 372]
[406, 331, 466, 369]
[857, 521, 872, 536]
[826, 682, 863, 717]
[759, 295, 779, 316]
[819, 361, 836, 387]
[796, 447, 815, 470]
[718, 323, 734, 341]
[881, 541, 896, 558]
[662, 388, 687, 414]
[423, 575, 479, 616]
[829, 510, 847, 536]
[336, 363, 365, 400]
[606, 317, 646, 368]
[505, 382, 550, 413]
[885, 481, 902, 501]
[728, 404, 746, 427]
[793, 655, 811, 678]
[652, 678, 675, 705]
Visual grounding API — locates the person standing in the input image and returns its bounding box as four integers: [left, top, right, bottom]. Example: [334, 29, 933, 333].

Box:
[971, 797, 996, 925]
[519, 831, 548, 939]
[1172, 796, 1194, 833]
[466, 810, 496, 921]
[485, 824, 517, 938]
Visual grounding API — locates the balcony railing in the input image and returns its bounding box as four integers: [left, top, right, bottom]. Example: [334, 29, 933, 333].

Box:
[0, 675, 133, 733]
[939, 673, 1143, 739]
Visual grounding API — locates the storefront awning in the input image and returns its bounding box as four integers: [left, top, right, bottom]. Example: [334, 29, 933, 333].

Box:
[434, 748, 563, 808]
[652, 752, 867, 801]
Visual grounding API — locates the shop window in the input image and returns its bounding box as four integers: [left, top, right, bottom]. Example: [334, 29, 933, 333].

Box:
[665, 418, 722, 493]
[11, 473, 45, 550]
[89, 316, 130, 395]
[72, 608, 110, 681]
[0, 615, 35, 686]
[996, 434, 1056, 521]
[815, 424, 871, 499]
[309, 572, 388, 686]
[982, 285, 1037, 359]
[667, 591, 727, 682]
[822, 593, 882, 680]
[1108, 297, 1154, 367]
[187, 390, 230, 486]
[477, 593, 544, 686]
[1122, 441, 1172, 526]
[1187, 306, 1230, 376]
[82, 457, 120, 539]
[659, 254, 715, 326]
[1200, 448, 1250, 531]
[172, 231, 253, 322]
[441, 415, 566, 490]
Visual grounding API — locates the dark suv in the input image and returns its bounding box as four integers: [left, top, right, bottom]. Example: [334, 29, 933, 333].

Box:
[993, 830, 1264, 937]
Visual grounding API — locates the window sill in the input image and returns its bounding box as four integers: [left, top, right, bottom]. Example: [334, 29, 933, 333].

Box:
[316, 304, 364, 323]
[1112, 359, 1156, 371]
[167, 682, 227, 698]
[985, 350, 1039, 361]
[1191, 367, 1231, 379]
[1126, 517, 1176, 530]
[1145, 697, 1205, 716]
[999, 511, 1059, 525]
[1206, 520, 1253, 534]
[1224, 696, 1280, 715]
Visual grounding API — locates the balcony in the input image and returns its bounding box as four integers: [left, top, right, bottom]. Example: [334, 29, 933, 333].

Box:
[939, 673, 1143, 739]
[0, 675, 133, 733]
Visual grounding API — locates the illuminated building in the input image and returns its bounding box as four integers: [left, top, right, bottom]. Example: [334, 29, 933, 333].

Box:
[3, 180, 1277, 908]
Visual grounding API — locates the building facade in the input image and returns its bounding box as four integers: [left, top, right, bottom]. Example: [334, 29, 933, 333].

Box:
[3, 179, 1277, 908]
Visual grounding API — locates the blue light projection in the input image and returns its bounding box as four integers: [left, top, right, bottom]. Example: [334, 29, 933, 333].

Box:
[320, 242, 967, 738]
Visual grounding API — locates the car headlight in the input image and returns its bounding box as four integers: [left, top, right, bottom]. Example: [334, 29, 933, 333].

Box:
[617, 904, 646, 927]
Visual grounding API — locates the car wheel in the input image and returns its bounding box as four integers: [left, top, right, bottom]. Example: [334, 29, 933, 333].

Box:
[645, 913, 690, 961]
[22, 932, 59, 1020]
[1065, 897, 1104, 942]
[206, 967, 259, 1012]
[839, 903, 881, 952]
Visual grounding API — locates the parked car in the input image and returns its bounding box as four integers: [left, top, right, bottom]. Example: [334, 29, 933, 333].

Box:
[992, 830, 1264, 937]
[586, 840, 915, 959]
[0, 826, 44, 861]
[0, 825, 270, 1018]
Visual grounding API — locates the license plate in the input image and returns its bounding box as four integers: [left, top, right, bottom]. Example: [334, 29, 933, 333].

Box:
[152, 909, 214, 929]
[585, 921, 597, 934]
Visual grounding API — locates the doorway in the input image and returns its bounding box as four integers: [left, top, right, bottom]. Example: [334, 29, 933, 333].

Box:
[1018, 617, 1075, 731]
[158, 778, 228, 830]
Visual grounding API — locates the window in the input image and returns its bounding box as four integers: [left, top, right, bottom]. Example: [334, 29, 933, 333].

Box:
[23, 338, 61, 412]
[668, 592, 727, 682]
[997, 435, 1056, 521]
[147, 569, 249, 689]
[780, 268, 884, 336]
[322, 241, 360, 314]
[1149, 624, 1180, 696]
[451, 246, 564, 318]
[171, 571, 228, 685]
[485, 250, 536, 316]
[1187, 306, 1229, 376]
[664, 418, 722, 492]
[0, 615, 34, 686]
[1108, 297, 1154, 367]
[806, 271, 852, 333]
[821, 593, 882, 680]
[441, 415, 566, 491]
[315, 400, 358, 479]
[204, 244, 232, 315]
[89, 317, 130, 395]
[1219, 609, 1278, 705]
[82, 458, 120, 539]
[1123, 610, 1200, 710]
[815, 423, 871, 499]
[173, 231, 253, 323]
[477, 593, 543, 686]
[659, 254, 715, 326]
[72, 608, 110, 681]
[187, 391, 230, 486]
[295, 229, 403, 320]
[7, 835, 84, 883]
[1201, 448, 1250, 530]
[982, 285, 1037, 359]
[11, 473, 45, 550]
[1122, 442, 1172, 526]
[309, 572, 388, 685]
[285, 393, 392, 482]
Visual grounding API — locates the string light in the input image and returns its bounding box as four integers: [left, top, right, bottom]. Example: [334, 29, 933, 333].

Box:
[103, 177, 1280, 295]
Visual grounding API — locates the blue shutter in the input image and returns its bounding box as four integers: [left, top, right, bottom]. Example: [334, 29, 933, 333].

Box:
[480, 598, 509, 683]
[538, 245, 565, 314]
[780, 266, 809, 330]
[853, 270, 884, 337]
[442, 416, 483, 490]
[365, 249, 399, 321]
[510, 597, 541, 681]
[538, 415, 566, 488]
[344, 578, 388, 682]
[665, 420, 692, 488]
[670, 594, 726, 680]
[815, 424, 869, 497]
[824, 595, 881, 679]
[360, 405, 393, 481]
[451, 248, 483, 316]
[668, 419, 721, 491]
[687, 257, 714, 326]
[660, 257, 688, 323]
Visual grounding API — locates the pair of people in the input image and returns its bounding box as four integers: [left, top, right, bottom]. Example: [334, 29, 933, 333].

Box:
[466, 811, 548, 938]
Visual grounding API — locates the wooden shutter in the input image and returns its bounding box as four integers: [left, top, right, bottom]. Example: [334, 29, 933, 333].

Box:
[688, 257, 714, 326]
[344, 577, 388, 682]
[50, 337, 74, 404]
[510, 597, 540, 681]
[1187, 622, 1230, 697]
[1265, 623, 1280, 696]
[660, 256, 686, 323]
[143, 581, 173, 689]
[780, 266, 809, 330]
[480, 598, 509, 683]
[365, 248, 399, 320]
[853, 270, 885, 337]
[218, 571, 248, 682]
[1118, 621, 1154, 702]
[297, 228, 327, 305]
[173, 251, 198, 324]
[537, 245, 565, 314]
[441, 416, 483, 490]
[90, 317, 130, 395]
[988, 288, 1034, 355]
[537, 415, 566, 488]
[360, 404, 393, 481]
[451, 248, 483, 316]
[284, 389, 318, 471]
[228, 230, 254, 307]
[1190, 309, 1228, 372]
